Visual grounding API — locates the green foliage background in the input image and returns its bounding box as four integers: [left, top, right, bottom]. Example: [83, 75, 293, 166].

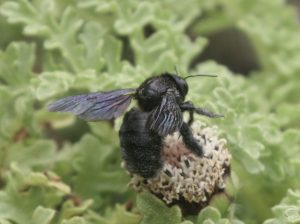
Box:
[0, 0, 299, 223]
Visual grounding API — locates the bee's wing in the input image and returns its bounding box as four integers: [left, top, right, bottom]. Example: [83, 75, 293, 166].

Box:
[147, 90, 183, 136]
[48, 88, 136, 121]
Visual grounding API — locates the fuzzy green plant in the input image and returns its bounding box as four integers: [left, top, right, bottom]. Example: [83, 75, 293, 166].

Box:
[0, 0, 300, 224]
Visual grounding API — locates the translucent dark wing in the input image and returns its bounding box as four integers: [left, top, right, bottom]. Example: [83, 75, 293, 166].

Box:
[48, 88, 136, 121]
[147, 90, 183, 136]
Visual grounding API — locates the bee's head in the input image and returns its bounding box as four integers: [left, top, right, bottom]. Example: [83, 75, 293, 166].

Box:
[167, 74, 189, 98]
[168, 73, 218, 98]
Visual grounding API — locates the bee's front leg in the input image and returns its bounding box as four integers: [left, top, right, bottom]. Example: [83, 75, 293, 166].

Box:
[180, 101, 223, 126]
[180, 101, 195, 125]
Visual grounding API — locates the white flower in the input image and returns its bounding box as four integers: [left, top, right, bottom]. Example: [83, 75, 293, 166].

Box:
[124, 121, 231, 213]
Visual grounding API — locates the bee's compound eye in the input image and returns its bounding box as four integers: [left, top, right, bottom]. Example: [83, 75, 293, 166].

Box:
[178, 79, 188, 96]
[168, 74, 188, 97]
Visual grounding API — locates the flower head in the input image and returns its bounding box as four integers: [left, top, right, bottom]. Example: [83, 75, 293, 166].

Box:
[124, 121, 231, 214]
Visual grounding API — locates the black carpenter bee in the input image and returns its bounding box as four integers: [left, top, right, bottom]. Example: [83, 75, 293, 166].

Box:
[48, 73, 223, 178]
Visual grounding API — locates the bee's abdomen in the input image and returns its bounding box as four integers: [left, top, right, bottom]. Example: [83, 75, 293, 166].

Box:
[119, 108, 163, 178]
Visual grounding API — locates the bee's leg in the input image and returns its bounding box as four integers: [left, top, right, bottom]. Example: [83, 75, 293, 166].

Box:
[188, 110, 194, 126]
[194, 107, 224, 118]
[180, 101, 223, 121]
[180, 122, 203, 156]
[180, 101, 194, 125]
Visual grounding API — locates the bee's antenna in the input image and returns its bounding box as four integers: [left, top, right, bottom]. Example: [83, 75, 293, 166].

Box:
[184, 74, 218, 80]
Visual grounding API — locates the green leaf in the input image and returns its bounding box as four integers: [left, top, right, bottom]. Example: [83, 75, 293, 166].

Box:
[209, 194, 231, 216]
[101, 204, 142, 224]
[0, 42, 34, 86]
[78, 22, 106, 72]
[61, 217, 86, 224]
[264, 190, 300, 224]
[137, 192, 182, 224]
[181, 221, 194, 224]
[114, 1, 154, 35]
[197, 207, 221, 223]
[31, 71, 75, 100]
[102, 35, 122, 73]
[60, 199, 93, 219]
[0, 0, 56, 36]
[0, 219, 13, 224]
[32, 206, 55, 224]
[0, 164, 93, 224]
[44, 7, 84, 72]
[277, 103, 300, 129]
[0, 166, 59, 223]
[73, 134, 128, 198]
[6, 140, 56, 170]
